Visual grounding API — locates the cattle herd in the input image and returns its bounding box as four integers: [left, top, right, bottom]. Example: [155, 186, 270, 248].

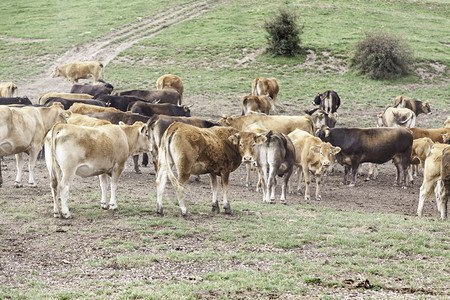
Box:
[0, 60, 449, 220]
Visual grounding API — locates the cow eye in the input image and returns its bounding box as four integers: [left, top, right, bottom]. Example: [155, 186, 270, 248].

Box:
[239, 143, 243, 148]
[252, 143, 256, 147]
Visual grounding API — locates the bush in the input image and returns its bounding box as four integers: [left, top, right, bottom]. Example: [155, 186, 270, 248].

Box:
[351, 31, 414, 80]
[264, 7, 303, 57]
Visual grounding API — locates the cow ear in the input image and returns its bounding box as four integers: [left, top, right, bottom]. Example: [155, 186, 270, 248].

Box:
[254, 134, 267, 144]
[228, 133, 240, 145]
[119, 121, 125, 125]
[332, 146, 341, 154]
[183, 105, 189, 111]
[64, 111, 72, 118]
[140, 125, 147, 135]
[310, 145, 321, 153]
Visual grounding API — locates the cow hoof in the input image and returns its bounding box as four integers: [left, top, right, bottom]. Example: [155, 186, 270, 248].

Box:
[316, 196, 322, 201]
[62, 213, 72, 219]
[348, 183, 355, 187]
[280, 201, 287, 206]
[212, 204, 220, 214]
[135, 169, 142, 174]
[101, 203, 108, 210]
[109, 204, 118, 211]
[156, 209, 164, 217]
[14, 182, 23, 188]
[182, 213, 191, 220]
[269, 201, 276, 205]
[224, 208, 233, 215]
[53, 212, 62, 218]
[364, 177, 370, 182]
[29, 183, 38, 188]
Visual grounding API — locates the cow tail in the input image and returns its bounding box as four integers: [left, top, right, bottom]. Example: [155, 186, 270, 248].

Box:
[252, 79, 259, 96]
[304, 114, 315, 135]
[163, 130, 188, 193]
[49, 124, 61, 194]
[101, 63, 105, 80]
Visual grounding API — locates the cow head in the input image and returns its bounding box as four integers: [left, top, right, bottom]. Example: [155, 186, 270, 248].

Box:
[313, 92, 322, 106]
[229, 132, 266, 163]
[421, 102, 432, 115]
[315, 125, 331, 142]
[310, 143, 341, 170]
[51, 66, 61, 78]
[376, 112, 385, 127]
[443, 133, 450, 144]
[182, 105, 191, 117]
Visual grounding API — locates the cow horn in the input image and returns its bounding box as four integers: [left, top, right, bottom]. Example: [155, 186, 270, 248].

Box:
[325, 129, 330, 138]
[187, 104, 194, 108]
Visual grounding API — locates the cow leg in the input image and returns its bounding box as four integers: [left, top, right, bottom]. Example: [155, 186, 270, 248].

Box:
[108, 165, 124, 210]
[175, 172, 190, 218]
[132, 155, 141, 174]
[343, 166, 350, 185]
[14, 153, 25, 188]
[245, 163, 252, 187]
[59, 169, 76, 219]
[439, 181, 448, 219]
[0, 162, 2, 188]
[50, 172, 61, 218]
[142, 153, 149, 167]
[315, 173, 323, 201]
[27, 148, 40, 187]
[255, 166, 262, 192]
[349, 163, 359, 187]
[302, 165, 312, 201]
[260, 165, 269, 203]
[155, 161, 168, 216]
[408, 165, 414, 185]
[267, 167, 277, 204]
[99, 174, 110, 209]
[418, 179, 437, 217]
[209, 174, 220, 213]
[221, 173, 233, 214]
[280, 168, 293, 204]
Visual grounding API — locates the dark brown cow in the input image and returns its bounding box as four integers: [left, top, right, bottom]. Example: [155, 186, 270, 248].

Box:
[393, 95, 431, 116]
[44, 97, 106, 110]
[129, 101, 191, 117]
[156, 122, 243, 217]
[71, 80, 114, 97]
[313, 90, 340, 115]
[116, 88, 181, 106]
[0, 97, 32, 106]
[316, 126, 413, 188]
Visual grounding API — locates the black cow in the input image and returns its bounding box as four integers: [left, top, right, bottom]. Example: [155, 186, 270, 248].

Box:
[117, 88, 181, 106]
[129, 101, 191, 117]
[313, 90, 340, 115]
[43, 97, 106, 110]
[71, 79, 114, 97]
[0, 97, 32, 106]
[304, 108, 337, 128]
[316, 126, 413, 188]
[87, 111, 152, 174]
[95, 94, 148, 112]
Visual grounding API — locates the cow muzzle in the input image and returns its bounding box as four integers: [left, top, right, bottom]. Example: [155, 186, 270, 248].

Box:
[242, 156, 253, 163]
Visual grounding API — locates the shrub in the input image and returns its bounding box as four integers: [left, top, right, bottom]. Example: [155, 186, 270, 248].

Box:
[263, 7, 303, 57]
[351, 31, 414, 80]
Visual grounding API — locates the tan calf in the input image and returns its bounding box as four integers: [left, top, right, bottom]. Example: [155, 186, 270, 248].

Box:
[156, 74, 184, 104]
[39, 92, 93, 105]
[156, 122, 243, 217]
[418, 143, 450, 219]
[377, 107, 416, 128]
[251, 77, 279, 110]
[444, 117, 450, 129]
[0, 103, 67, 187]
[67, 113, 111, 127]
[69, 103, 119, 114]
[393, 95, 431, 116]
[0, 82, 18, 97]
[219, 114, 314, 136]
[241, 95, 271, 116]
[46, 122, 150, 218]
[408, 127, 450, 143]
[51, 61, 104, 85]
[408, 137, 434, 182]
[288, 129, 341, 201]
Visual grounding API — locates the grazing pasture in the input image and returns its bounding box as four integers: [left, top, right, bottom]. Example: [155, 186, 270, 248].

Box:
[0, 0, 449, 298]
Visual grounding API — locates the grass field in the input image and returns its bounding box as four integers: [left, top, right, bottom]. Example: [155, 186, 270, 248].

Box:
[0, 0, 449, 298]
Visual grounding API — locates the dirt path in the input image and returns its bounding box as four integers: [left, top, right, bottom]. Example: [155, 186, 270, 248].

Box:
[19, 0, 228, 102]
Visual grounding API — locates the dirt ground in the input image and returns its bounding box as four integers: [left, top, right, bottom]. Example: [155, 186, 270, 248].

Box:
[0, 2, 446, 298]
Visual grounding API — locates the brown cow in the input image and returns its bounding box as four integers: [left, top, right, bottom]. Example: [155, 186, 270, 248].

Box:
[45, 122, 150, 218]
[0, 82, 18, 97]
[0, 103, 68, 187]
[377, 107, 416, 128]
[251, 77, 279, 110]
[51, 61, 104, 85]
[39, 92, 93, 105]
[241, 95, 271, 116]
[156, 122, 243, 217]
[156, 74, 184, 104]
[408, 128, 450, 143]
[408, 137, 434, 182]
[288, 129, 341, 201]
[393, 95, 431, 116]
[417, 143, 450, 219]
[444, 117, 450, 129]
[69, 103, 120, 114]
[218, 114, 314, 136]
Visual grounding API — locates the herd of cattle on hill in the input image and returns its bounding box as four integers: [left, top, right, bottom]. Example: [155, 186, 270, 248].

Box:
[0, 60, 449, 220]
